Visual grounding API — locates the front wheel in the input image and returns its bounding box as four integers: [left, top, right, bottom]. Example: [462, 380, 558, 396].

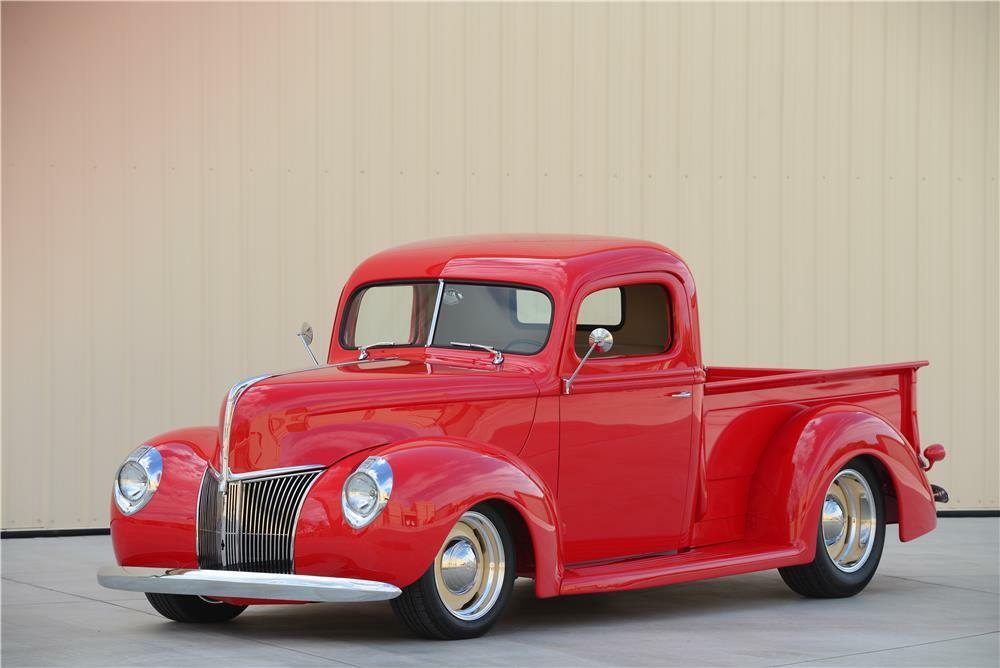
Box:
[145, 593, 246, 623]
[391, 504, 515, 639]
[779, 458, 886, 598]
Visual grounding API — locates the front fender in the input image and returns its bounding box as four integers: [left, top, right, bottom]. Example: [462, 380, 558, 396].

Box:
[110, 428, 216, 568]
[294, 438, 563, 597]
[748, 405, 936, 561]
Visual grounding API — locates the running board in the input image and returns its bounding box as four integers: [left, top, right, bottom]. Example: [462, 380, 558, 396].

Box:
[560, 542, 806, 596]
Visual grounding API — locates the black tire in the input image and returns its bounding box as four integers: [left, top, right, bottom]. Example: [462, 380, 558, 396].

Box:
[145, 593, 246, 623]
[779, 457, 886, 598]
[391, 504, 516, 640]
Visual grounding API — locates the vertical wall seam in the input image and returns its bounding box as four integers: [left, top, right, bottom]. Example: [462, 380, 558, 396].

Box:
[845, 3, 854, 364]
[777, 4, 786, 365]
[499, 5, 505, 232]
[85, 10, 96, 523]
[425, 6, 432, 237]
[979, 4, 994, 504]
[743, 5, 752, 364]
[199, 5, 208, 418]
[162, 6, 172, 425]
[674, 12, 680, 245]
[534, 4, 540, 233]
[880, 3, 888, 362]
[277, 5, 285, 361]
[914, 4, 923, 358]
[603, 3, 609, 235]
[811, 6, 820, 368]
[352, 7, 360, 259]
[314, 2, 321, 342]
[239, 3, 248, 374]
[389, 4, 396, 243]
[947, 3, 955, 488]
[708, 3, 717, 360]
[639, 3, 646, 241]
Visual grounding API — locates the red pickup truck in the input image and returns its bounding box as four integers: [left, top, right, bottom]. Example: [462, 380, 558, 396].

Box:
[99, 235, 947, 639]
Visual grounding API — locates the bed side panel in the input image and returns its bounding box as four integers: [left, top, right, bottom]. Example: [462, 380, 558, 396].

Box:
[692, 374, 905, 548]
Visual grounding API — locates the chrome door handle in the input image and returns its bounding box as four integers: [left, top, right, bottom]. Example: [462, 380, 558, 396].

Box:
[670, 391, 692, 398]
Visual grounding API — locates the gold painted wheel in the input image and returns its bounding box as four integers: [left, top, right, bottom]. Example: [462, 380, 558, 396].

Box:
[433, 511, 506, 621]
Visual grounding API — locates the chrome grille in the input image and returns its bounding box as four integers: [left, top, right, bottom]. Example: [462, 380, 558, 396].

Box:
[197, 467, 322, 574]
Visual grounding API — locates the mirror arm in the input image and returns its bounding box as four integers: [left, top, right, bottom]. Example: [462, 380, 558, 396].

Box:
[563, 343, 598, 395]
[297, 332, 320, 367]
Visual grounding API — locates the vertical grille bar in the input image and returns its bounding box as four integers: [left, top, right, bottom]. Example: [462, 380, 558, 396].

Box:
[196, 470, 221, 569]
[196, 467, 320, 574]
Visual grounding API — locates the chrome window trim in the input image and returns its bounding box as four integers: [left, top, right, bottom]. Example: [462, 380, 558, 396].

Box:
[425, 278, 445, 346]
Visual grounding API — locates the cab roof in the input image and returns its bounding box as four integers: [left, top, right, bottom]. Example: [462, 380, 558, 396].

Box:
[347, 234, 692, 294]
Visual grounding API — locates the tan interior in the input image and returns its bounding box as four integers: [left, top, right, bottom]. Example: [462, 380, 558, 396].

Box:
[574, 284, 671, 357]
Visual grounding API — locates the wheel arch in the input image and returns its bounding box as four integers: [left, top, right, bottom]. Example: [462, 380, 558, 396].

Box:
[294, 437, 564, 598]
[747, 403, 937, 561]
[478, 497, 539, 581]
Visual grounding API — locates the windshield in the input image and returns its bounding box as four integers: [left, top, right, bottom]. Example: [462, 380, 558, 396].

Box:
[342, 281, 553, 355]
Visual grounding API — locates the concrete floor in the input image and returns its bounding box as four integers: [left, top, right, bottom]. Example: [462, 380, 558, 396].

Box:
[2, 518, 997, 667]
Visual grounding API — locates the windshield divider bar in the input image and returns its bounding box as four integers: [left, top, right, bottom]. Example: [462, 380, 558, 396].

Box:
[426, 279, 445, 347]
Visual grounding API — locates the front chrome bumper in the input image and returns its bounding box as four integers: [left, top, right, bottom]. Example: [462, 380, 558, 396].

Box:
[97, 566, 401, 603]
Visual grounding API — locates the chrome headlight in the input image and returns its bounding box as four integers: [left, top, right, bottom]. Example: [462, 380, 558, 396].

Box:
[113, 445, 163, 515]
[341, 456, 393, 529]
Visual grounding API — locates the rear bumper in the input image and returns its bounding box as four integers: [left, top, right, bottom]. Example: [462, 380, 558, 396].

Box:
[97, 566, 401, 603]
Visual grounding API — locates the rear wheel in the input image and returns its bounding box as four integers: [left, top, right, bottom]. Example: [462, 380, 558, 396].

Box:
[391, 504, 515, 639]
[145, 593, 246, 623]
[779, 458, 885, 598]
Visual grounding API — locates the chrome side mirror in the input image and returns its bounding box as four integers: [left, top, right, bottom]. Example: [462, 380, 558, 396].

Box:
[563, 328, 613, 394]
[297, 322, 319, 367]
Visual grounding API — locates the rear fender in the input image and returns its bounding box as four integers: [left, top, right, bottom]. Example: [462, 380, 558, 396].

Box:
[294, 438, 563, 597]
[748, 405, 936, 561]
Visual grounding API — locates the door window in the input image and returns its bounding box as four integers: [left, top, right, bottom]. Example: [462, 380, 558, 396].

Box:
[574, 283, 672, 357]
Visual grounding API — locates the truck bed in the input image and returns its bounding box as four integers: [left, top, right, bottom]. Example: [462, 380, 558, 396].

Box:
[691, 361, 928, 547]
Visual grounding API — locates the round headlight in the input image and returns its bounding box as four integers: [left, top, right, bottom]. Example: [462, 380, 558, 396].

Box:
[341, 456, 393, 529]
[117, 461, 148, 500]
[113, 445, 163, 515]
[345, 473, 378, 515]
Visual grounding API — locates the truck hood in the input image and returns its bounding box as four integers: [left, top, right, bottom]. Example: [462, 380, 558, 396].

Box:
[221, 358, 540, 473]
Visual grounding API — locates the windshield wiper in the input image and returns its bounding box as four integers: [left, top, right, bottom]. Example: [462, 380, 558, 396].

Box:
[357, 341, 398, 361]
[450, 341, 504, 365]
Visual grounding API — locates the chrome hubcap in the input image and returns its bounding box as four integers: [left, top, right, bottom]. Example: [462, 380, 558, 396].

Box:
[440, 538, 479, 595]
[823, 469, 877, 573]
[434, 511, 505, 620]
[822, 498, 847, 546]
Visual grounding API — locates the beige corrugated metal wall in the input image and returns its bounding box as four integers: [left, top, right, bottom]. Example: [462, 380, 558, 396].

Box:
[2, 2, 997, 529]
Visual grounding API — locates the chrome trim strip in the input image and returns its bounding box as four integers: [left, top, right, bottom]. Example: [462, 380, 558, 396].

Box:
[227, 464, 327, 482]
[426, 278, 445, 346]
[219, 374, 272, 494]
[97, 566, 401, 603]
